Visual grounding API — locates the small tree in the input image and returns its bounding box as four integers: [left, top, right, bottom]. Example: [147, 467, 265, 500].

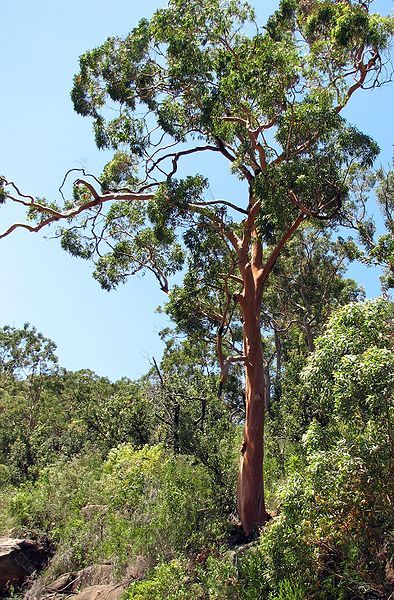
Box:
[1, 0, 392, 532]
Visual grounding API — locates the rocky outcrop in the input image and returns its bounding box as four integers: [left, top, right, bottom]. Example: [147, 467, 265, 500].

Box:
[0, 536, 52, 595]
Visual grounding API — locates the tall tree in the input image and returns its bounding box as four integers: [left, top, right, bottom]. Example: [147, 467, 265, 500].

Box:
[1, 0, 392, 533]
[0, 324, 59, 479]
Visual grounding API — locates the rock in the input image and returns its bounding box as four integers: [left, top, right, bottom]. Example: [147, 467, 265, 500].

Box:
[0, 538, 33, 588]
[124, 556, 153, 582]
[46, 572, 74, 593]
[73, 565, 113, 591]
[72, 584, 124, 600]
[47, 564, 113, 594]
[0, 536, 52, 593]
[26, 564, 115, 599]
[24, 579, 61, 600]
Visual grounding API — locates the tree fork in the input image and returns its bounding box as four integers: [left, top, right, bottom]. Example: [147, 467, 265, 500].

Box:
[236, 213, 307, 533]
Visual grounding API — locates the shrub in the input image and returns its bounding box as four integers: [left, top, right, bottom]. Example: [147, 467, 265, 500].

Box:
[101, 444, 226, 563]
[124, 560, 201, 599]
[246, 299, 394, 598]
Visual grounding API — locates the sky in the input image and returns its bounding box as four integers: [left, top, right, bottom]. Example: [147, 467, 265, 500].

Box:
[0, 0, 393, 381]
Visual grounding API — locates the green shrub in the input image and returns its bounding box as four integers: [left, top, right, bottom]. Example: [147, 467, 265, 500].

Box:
[6, 444, 227, 576]
[101, 444, 226, 562]
[124, 560, 202, 599]
[245, 299, 394, 599]
[10, 453, 102, 537]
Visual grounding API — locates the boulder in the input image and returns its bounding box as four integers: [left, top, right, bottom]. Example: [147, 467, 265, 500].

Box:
[25, 564, 116, 599]
[0, 536, 52, 593]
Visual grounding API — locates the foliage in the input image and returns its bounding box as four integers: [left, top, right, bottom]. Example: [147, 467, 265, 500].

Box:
[39, 0, 391, 357]
[0, 365, 156, 484]
[264, 226, 363, 351]
[373, 167, 394, 288]
[101, 444, 226, 561]
[0, 0, 393, 593]
[123, 560, 196, 599]
[1, 0, 393, 535]
[146, 336, 242, 512]
[1, 298, 393, 597]
[7, 444, 227, 576]
[246, 299, 394, 598]
[3, 0, 390, 359]
[340, 161, 394, 291]
[127, 298, 392, 599]
[0, 323, 58, 379]
[9, 454, 102, 537]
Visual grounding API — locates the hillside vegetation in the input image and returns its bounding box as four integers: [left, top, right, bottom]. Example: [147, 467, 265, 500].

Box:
[1, 298, 393, 599]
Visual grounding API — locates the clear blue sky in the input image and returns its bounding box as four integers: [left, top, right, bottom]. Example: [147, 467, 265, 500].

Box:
[0, 1, 393, 381]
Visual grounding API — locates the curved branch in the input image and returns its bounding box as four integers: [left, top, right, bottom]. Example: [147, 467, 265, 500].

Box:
[0, 178, 154, 240]
[147, 144, 221, 178]
[191, 199, 247, 215]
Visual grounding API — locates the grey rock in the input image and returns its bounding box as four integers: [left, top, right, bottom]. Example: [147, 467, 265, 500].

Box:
[0, 536, 51, 593]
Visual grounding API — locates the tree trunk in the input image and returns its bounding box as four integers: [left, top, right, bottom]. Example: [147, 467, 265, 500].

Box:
[234, 210, 304, 534]
[237, 299, 270, 534]
[303, 317, 315, 353]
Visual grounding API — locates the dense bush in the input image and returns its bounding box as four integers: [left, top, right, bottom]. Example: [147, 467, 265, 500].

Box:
[0, 366, 157, 485]
[7, 444, 228, 576]
[101, 444, 228, 562]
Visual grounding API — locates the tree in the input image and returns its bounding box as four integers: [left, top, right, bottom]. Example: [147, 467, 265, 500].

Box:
[342, 161, 394, 290]
[147, 337, 241, 512]
[0, 323, 58, 380]
[0, 324, 59, 480]
[1, 0, 393, 533]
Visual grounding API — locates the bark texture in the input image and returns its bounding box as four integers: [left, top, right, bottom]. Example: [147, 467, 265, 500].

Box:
[237, 299, 270, 534]
[235, 214, 305, 533]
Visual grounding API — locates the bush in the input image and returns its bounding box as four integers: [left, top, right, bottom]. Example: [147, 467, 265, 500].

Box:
[6, 444, 227, 576]
[124, 560, 201, 599]
[9, 454, 102, 536]
[101, 444, 227, 563]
